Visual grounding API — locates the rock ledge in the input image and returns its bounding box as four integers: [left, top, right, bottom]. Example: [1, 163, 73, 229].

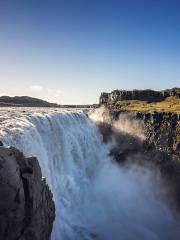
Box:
[0, 146, 55, 240]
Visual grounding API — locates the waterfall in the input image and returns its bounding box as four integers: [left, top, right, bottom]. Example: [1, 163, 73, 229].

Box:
[0, 108, 179, 240]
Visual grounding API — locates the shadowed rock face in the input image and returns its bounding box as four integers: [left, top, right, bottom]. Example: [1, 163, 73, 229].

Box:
[110, 111, 180, 161]
[93, 109, 180, 210]
[0, 146, 55, 240]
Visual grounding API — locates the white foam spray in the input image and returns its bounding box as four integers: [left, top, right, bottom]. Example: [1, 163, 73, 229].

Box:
[0, 108, 179, 240]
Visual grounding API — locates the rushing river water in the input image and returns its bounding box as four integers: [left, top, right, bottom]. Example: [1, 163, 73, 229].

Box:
[0, 107, 180, 240]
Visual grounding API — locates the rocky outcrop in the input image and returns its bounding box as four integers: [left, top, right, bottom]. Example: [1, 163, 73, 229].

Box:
[0, 146, 55, 240]
[110, 111, 180, 161]
[139, 112, 180, 160]
[100, 87, 180, 104]
[94, 107, 180, 209]
[99, 87, 180, 160]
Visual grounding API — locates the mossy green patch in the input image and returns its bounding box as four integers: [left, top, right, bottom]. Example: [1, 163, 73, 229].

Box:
[110, 96, 180, 114]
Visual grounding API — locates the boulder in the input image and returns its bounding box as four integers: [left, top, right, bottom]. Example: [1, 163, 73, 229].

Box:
[0, 146, 55, 240]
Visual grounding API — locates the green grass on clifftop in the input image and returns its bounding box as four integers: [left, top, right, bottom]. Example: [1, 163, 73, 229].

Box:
[111, 96, 180, 114]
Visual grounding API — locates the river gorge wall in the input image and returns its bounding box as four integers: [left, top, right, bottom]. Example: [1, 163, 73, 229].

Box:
[100, 88, 180, 104]
[0, 107, 180, 239]
[109, 110, 180, 161]
[90, 105, 180, 210]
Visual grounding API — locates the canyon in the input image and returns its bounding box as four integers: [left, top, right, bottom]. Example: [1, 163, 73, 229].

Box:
[97, 88, 180, 210]
[0, 88, 179, 239]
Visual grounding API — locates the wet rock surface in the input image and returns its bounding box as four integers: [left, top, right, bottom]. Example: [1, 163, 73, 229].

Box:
[0, 146, 55, 240]
[96, 109, 180, 209]
[111, 111, 180, 161]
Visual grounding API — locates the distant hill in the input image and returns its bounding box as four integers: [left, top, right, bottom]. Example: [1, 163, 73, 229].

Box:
[0, 96, 97, 108]
[0, 96, 60, 107]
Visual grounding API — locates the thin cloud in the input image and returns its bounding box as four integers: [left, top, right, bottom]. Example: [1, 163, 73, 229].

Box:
[46, 88, 62, 103]
[47, 88, 62, 97]
[0, 93, 8, 96]
[29, 85, 62, 103]
[30, 85, 43, 92]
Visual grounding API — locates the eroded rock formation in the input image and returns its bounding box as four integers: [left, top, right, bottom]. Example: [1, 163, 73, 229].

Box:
[100, 87, 180, 104]
[93, 107, 180, 209]
[110, 111, 180, 161]
[0, 146, 55, 240]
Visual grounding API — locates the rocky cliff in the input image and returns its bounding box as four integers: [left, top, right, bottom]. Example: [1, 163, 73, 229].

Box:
[99, 87, 180, 160]
[110, 111, 180, 161]
[91, 107, 180, 209]
[95, 88, 180, 209]
[100, 87, 180, 104]
[0, 145, 55, 240]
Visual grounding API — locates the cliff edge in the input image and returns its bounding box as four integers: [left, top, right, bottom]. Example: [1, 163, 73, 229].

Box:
[96, 87, 180, 209]
[99, 87, 180, 159]
[100, 87, 180, 105]
[0, 145, 55, 240]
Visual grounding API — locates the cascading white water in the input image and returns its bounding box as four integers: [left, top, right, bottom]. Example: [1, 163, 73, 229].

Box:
[0, 108, 180, 240]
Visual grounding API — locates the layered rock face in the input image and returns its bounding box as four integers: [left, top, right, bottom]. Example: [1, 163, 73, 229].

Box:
[138, 112, 180, 160]
[110, 111, 180, 161]
[99, 87, 180, 160]
[94, 107, 180, 209]
[0, 146, 55, 240]
[100, 87, 180, 104]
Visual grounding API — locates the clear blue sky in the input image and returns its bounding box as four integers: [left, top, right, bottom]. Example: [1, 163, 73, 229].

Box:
[0, 0, 179, 104]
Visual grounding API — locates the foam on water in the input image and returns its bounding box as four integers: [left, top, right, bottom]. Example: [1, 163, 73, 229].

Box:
[0, 108, 179, 240]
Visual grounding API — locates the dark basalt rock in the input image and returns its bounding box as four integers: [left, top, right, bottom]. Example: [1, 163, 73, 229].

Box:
[135, 111, 180, 161]
[100, 87, 180, 104]
[97, 108, 180, 209]
[0, 147, 55, 240]
[109, 110, 180, 161]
